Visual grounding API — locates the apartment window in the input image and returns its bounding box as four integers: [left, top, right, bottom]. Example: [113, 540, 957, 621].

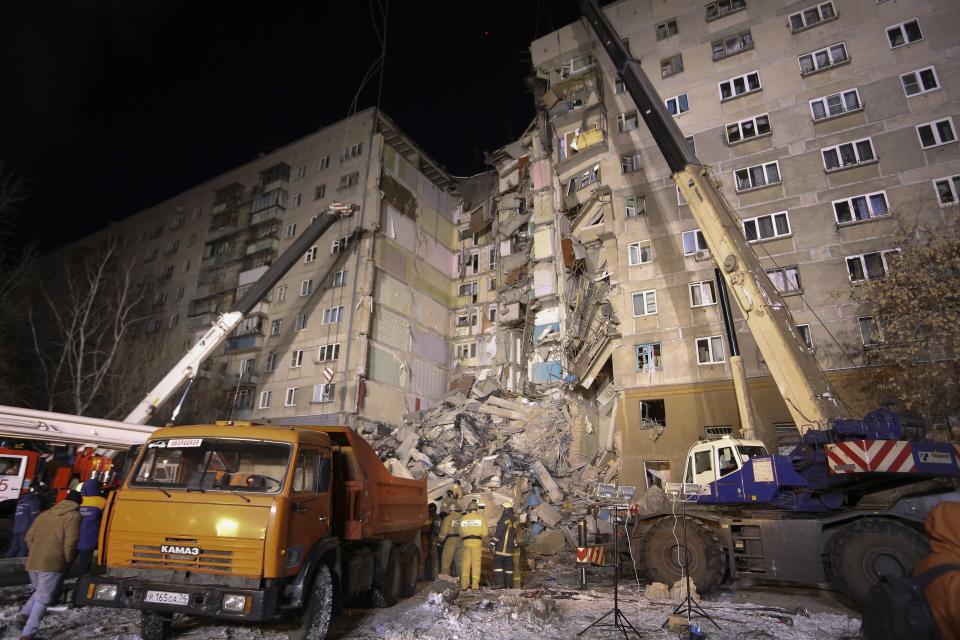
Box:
[284, 387, 299, 407]
[833, 192, 889, 224]
[822, 138, 875, 171]
[488, 307, 497, 322]
[345, 142, 363, 158]
[797, 324, 814, 351]
[617, 111, 639, 132]
[332, 269, 347, 287]
[319, 156, 330, 170]
[294, 166, 306, 180]
[734, 161, 781, 192]
[743, 212, 790, 242]
[661, 54, 684, 78]
[635, 343, 663, 372]
[295, 313, 308, 331]
[456, 343, 477, 360]
[789, 2, 836, 32]
[706, 0, 745, 21]
[682, 230, 707, 255]
[182, 259, 191, 273]
[656, 18, 678, 40]
[265, 352, 279, 372]
[933, 175, 960, 206]
[332, 237, 349, 253]
[170, 213, 185, 230]
[798, 43, 848, 75]
[859, 316, 881, 346]
[154, 290, 168, 306]
[291, 350, 304, 368]
[488, 248, 496, 271]
[318, 343, 340, 362]
[665, 94, 689, 116]
[290, 193, 301, 208]
[677, 186, 687, 206]
[462, 252, 479, 275]
[887, 19, 922, 48]
[620, 151, 643, 174]
[726, 114, 770, 144]
[631, 289, 658, 316]
[696, 336, 725, 364]
[456, 313, 478, 328]
[559, 55, 593, 79]
[689, 281, 717, 307]
[719, 71, 761, 100]
[270, 319, 283, 336]
[276, 285, 287, 303]
[488, 277, 496, 292]
[304, 246, 318, 263]
[458, 282, 478, 299]
[192, 207, 203, 221]
[712, 30, 753, 61]
[810, 88, 861, 120]
[300, 280, 313, 296]
[846, 250, 898, 282]
[175, 285, 184, 301]
[766, 266, 802, 294]
[628, 241, 652, 266]
[566, 164, 600, 195]
[901, 67, 939, 97]
[916, 118, 956, 149]
[312, 382, 336, 404]
[168, 314, 179, 329]
[339, 172, 359, 189]
[614, 76, 625, 95]
[259, 390, 272, 409]
[625, 195, 645, 217]
[314, 184, 326, 200]
[285, 223, 297, 239]
[322, 305, 344, 324]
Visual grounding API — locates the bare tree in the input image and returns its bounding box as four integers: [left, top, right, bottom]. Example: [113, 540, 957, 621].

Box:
[28, 238, 147, 417]
[0, 163, 34, 405]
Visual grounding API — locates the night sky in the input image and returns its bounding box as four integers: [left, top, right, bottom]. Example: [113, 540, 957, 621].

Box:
[0, 1, 582, 252]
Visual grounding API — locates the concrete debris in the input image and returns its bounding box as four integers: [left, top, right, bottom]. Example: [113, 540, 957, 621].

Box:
[530, 529, 566, 555]
[634, 484, 666, 515]
[644, 581, 670, 600]
[670, 578, 700, 603]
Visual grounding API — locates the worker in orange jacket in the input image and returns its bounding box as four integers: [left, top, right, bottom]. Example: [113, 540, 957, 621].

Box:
[458, 499, 487, 591]
[913, 501, 960, 640]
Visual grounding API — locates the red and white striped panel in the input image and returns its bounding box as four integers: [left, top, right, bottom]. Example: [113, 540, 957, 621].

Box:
[826, 440, 916, 475]
[576, 546, 605, 565]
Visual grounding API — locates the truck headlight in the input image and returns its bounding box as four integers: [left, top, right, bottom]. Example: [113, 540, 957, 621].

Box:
[94, 584, 118, 601]
[222, 594, 247, 612]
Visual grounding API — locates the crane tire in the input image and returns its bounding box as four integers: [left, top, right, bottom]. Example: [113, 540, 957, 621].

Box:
[370, 548, 402, 608]
[640, 516, 725, 595]
[826, 517, 929, 608]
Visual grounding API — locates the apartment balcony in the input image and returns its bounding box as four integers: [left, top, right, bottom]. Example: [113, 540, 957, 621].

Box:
[556, 136, 607, 186]
[186, 311, 218, 330]
[202, 250, 239, 266]
[225, 333, 265, 354]
[246, 236, 280, 256]
[250, 206, 284, 227]
[211, 202, 227, 215]
[222, 372, 260, 387]
[206, 223, 242, 242]
[261, 179, 289, 194]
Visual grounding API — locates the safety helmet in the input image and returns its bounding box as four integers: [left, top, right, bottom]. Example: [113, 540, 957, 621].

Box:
[503, 499, 514, 509]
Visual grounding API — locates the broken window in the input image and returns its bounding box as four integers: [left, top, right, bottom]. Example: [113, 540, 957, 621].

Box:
[644, 460, 671, 489]
[635, 343, 662, 372]
[322, 306, 344, 324]
[617, 111, 639, 132]
[682, 229, 708, 255]
[660, 54, 684, 78]
[742, 211, 790, 242]
[627, 241, 652, 266]
[887, 19, 923, 48]
[696, 336, 725, 364]
[559, 55, 593, 79]
[458, 282, 478, 301]
[712, 30, 753, 61]
[639, 399, 666, 426]
[312, 383, 336, 403]
[859, 316, 881, 346]
[566, 164, 601, 195]
[917, 118, 957, 149]
[766, 266, 802, 294]
[705, 0, 745, 21]
[456, 342, 477, 360]
[631, 289, 657, 316]
[665, 93, 689, 116]
[624, 195, 645, 217]
[734, 161, 780, 192]
[833, 191, 889, 224]
[656, 18, 678, 40]
[726, 114, 770, 144]
[789, 2, 836, 32]
[822, 138, 875, 170]
[933, 175, 960, 206]
[689, 280, 717, 307]
[810, 88, 861, 120]
[719, 71, 760, 100]
[798, 43, 848, 75]
[846, 250, 898, 282]
[901, 66, 939, 97]
[620, 151, 643, 174]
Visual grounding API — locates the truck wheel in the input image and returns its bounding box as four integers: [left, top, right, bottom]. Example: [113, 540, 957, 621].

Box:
[826, 518, 929, 608]
[400, 544, 419, 598]
[140, 610, 172, 640]
[289, 564, 333, 640]
[640, 516, 725, 594]
[370, 548, 402, 608]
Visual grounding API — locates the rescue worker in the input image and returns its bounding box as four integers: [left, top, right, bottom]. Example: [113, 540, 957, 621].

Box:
[458, 498, 488, 591]
[438, 503, 462, 577]
[6, 485, 43, 558]
[421, 502, 441, 580]
[912, 501, 960, 640]
[69, 479, 105, 578]
[490, 499, 519, 588]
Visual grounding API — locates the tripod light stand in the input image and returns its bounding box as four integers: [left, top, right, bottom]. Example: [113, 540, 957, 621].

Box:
[661, 494, 719, 631]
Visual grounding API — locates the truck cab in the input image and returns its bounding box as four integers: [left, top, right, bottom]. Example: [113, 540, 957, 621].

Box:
[683, 436, 769, 487]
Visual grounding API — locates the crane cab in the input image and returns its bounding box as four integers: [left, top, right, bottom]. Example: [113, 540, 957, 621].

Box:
[682, 436, 769, 488]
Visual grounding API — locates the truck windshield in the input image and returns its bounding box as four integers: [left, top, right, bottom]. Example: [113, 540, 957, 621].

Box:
[131, 438, 291, 494]
[737, 445, 769, 461]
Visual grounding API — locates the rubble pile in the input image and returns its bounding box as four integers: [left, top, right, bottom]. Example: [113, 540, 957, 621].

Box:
[355, 380, 622, 554]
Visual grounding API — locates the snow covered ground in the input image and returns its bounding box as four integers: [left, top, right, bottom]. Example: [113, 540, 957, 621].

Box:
[0, 562, 863, 640]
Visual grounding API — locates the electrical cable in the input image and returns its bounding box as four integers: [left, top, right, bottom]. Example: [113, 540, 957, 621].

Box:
[622, 511, 641, 589]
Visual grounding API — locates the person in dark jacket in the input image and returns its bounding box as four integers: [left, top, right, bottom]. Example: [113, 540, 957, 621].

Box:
[6, 486, 43, 558]
[489, 500, 520, 589]
[67, 479, 105, 578]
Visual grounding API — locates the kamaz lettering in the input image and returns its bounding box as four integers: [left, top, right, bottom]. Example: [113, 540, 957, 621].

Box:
[160, 545, 201, 556]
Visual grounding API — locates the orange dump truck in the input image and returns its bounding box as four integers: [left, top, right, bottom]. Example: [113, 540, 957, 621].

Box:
[76, 422, 427, 640]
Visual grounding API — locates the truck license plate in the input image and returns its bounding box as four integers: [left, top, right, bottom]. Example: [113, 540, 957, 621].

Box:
[145, 590, 189, 606]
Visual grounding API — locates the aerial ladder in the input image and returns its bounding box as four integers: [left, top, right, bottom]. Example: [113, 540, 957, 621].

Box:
[580, 0, 959, 605]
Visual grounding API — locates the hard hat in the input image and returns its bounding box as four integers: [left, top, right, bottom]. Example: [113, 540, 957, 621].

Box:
[503, 499, 514, 509]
